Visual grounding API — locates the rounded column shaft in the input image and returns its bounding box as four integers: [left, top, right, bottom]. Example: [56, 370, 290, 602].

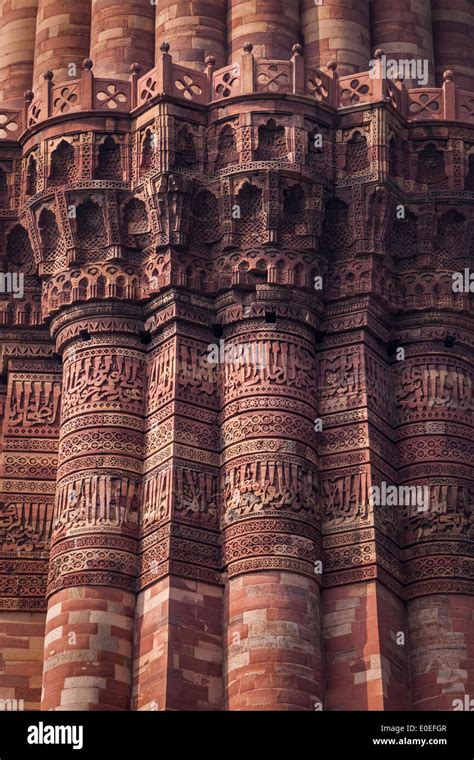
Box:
[408, 595, 474, 710]
[393, 339, 473, 708]
[301, 0, 370, 75]
[431, 0, 474, 89]
[90, 0, 155, 79]
[227, 0, 299, 63]
[220, 314, 322, 710]
[32, 0, 91, 92]
[0, 0, 38, 105]
[41, 305, 145, 711]
[155, 0, 226, 70]
[370, 0, 435, 85]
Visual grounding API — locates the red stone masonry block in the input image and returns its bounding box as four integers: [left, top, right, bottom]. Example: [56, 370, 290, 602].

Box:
[156, 0, 226, 70]
[90, 0, 154, 78]
[32, 0, 91, 91]
[408, 595, 474, 711]
[432, 0, 474, 89]
[41, 587, 135, 710]
[0, 0, 38, 105]
[0, 612, 46, 710]
[227, 0, 300, 63]
[301, 0, 371, 75]
[225, 572, 322, 711]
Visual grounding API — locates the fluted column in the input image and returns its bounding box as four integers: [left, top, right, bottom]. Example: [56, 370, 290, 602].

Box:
[301, 0, 371, 75]
[32, 0, 91, 92]
[89, 0, 155, 79]
[431, 0, 474, 90]
[155, 0, 226, 70]
[370, 0, 435, 85]
[132, 293, 223, 711]
[220, 303, 322, 710]
[0, 0, 38, 105]
[41, 303, 145, 711]
[393, 334, 474, 709]
[227, 0, 299, 62]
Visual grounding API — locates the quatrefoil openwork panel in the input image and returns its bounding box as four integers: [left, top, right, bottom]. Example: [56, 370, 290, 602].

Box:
[214, 67, 240, 99]
[306, 74, 329, 102]
[27, 103, 41, 128]
[95, 82, 129, 110]
[139, 76, 157, 104]
[175, 75, 202, 100]
[0, 113, 19, 139]
[408, 92, 441, 117]
[340, 78, 371, 107]
[52, 84, 80, 116]
[256, 64, 290, 93]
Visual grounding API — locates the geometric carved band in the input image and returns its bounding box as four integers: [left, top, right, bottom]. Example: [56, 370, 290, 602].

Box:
[223, 514, 320, 580]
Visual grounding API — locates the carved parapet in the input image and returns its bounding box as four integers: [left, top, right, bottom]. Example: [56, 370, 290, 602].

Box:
[12, 47, 474, 130]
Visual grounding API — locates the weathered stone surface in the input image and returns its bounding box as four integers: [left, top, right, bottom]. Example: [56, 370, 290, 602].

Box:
[0, 0, 473, 713]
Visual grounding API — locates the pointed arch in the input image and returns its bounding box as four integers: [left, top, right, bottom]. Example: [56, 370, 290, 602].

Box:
[345, 130, 369, 172]
[416, 143, 445, 188]
[0, 166, 8, 208]
[255, 118, 287, 160]
[95, 136, 122, 180]
[174, 125, 196, 168]
[26, 154, 37, 196]
[50, 140, 75, 184]
[216, 124, 238, 168]
[76, 199, 107, 250]
[38, 208, 60, 261]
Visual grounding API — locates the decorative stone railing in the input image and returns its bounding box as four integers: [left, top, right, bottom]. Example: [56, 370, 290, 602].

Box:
[1, 45, 474, 142]
[0, 110, 21, 140]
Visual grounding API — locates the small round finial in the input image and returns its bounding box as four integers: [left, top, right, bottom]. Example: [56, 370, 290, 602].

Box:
[160, 41, 170, 53]
[82, 58, 93, 71]
[24, 90, 34, 103]
[327, 60, 337, 71]
[43, 70, 53, 81]
[205, 55, 216, 66]
[292, 43, 303, 56]
[243, 41, 253, 53]
[130, 62, 141, 75]
[443, 69, 453, 82]
[374, 48, 384, 59]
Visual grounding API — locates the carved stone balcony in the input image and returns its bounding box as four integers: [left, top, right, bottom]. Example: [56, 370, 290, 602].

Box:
[1, 46, 474, 144]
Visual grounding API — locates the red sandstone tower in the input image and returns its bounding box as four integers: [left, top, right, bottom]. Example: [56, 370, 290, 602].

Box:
[0, 1, 472, 713]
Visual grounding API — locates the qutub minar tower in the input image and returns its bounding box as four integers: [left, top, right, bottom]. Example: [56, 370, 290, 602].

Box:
[0, 0, 472, 712]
